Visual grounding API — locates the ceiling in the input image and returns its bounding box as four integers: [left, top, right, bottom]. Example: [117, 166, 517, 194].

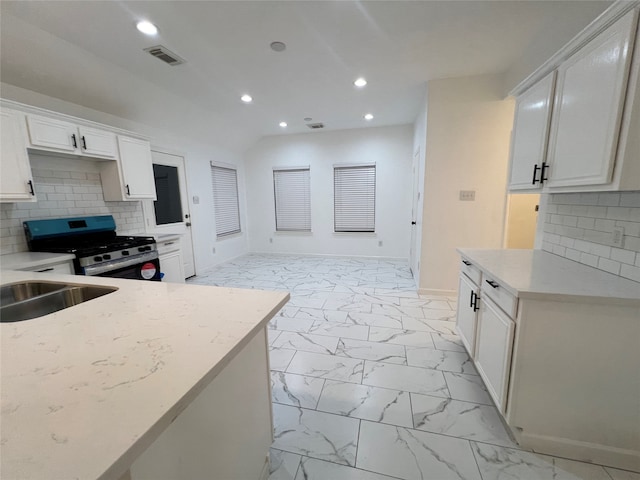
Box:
[0, 1, 610, 151]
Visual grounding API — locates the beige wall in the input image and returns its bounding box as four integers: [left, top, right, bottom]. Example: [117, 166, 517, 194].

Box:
[419, 74, 515, 294]
[504, 194, 540, 249]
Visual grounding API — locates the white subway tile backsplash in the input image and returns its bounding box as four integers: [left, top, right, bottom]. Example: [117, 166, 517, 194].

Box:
[0, 156, 145, 254]
[543, 191, 640, 282]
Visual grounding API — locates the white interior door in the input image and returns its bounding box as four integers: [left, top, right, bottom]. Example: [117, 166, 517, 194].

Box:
[146, 150, 196, 278]
[409, 149, 421, 284]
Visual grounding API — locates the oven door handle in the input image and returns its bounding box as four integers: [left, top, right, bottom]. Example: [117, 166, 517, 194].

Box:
[82, 251, 159, 276]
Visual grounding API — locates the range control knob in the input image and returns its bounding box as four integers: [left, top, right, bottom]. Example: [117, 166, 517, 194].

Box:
[138, 246, 151, 252]
[94, 256, 103, 262]
[122, 250, 130, 256]
[103, 254, 111, 260]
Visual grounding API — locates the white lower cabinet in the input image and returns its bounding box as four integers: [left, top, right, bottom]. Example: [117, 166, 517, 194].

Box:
[157, 237, 185, 283]
[455, 273, 479, 358]
[474, 296, 515, 413]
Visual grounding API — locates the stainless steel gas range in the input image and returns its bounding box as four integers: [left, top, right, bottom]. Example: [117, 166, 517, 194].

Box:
[23, 215, 161, 281]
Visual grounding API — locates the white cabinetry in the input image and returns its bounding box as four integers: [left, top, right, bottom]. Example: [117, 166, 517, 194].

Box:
[546, 10, 637, 188]
[26, 114, 117, 159]
[508, 72, 555, 191]
[508, 6, 640, 193]
[474, 295, 515, 413]
[24, 260, 74, 275]
[157, 237, 185, 283]
[456, 263, 480, 358]
[101, 136, 156, 201]
[0, 108, 36, 202]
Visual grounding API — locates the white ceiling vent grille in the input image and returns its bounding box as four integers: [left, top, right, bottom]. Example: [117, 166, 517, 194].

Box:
[144, 45, 186, 66]
[306, 122, 324, 129]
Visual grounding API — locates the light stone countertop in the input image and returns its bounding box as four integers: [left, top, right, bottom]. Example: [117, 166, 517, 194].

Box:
[458, 248, 640, 305]
[0, 270, 289, 480]
[0, 251, 76, 271]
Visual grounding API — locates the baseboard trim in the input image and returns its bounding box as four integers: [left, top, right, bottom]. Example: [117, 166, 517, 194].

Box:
[418, 288, 457, 297]
[515, 430, 640, 472]
[249, 251, 408, 262]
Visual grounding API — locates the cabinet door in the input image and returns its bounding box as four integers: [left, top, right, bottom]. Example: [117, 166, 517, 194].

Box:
[26, 114, 78, 153]
[456, 274, 479, 358]
[77, 126, 117, 159]
[159, 251, 185, 283]
[508, 72, 555, 191]
[475, 296, 515, 413]
[1, 109, 36, 202]
[117, 136, 157, 199]
[546, 10, 638, 188]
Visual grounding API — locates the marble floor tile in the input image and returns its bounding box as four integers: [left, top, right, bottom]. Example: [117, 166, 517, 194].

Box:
[356, 420, 482, 480]
[402, 316, 459, 334]
[606, 468, 640, 480]
[277, 305, 301, 318]
[471, 442, 610, 480]
[287, 351, 364, 384]
[421, 308, 457, 321]
[317, 380, 413, 427]
[271, 371, 325, 409]
[325, 299, 374, 313]
[269, 347, 296, 371]
[444, 372, 493, 405]
[362, 361, 449, 397]
[336, 338, 407, 365]
[271, 332, 339, 355]
[294, 457, 398, 480]
[287, 297, 326, 309]
[371, 303, 424, 319]
[418, 299, 453, 310]
[269, 316, 315, 333]
[374, 288, 419, 298]
[272, 404, 360, 466]
[269, 449, 301, 480]
[406, 347, 476, 375]
[368, 327, 435, 348]
[410, 394, 516, 447]
[268, 329, 282, 345]
[308, 321, 370, 340]
[295, 308, 349, 323]
[345, 312, 403, 329]
[432, 333, 466, 352]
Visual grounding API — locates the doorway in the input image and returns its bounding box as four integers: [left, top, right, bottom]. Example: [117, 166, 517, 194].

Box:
[144, 150, 196, 278]
[504, 193, 539, 249]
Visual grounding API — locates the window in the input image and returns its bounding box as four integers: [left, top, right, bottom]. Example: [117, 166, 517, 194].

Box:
[153, 164, 183, 225]
[211, 164, 241, 238]
[334, 164, 376, 232]
[273, 167, 311, 232]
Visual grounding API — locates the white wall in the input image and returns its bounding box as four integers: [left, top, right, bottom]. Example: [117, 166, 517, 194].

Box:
[0, 83, 249, 273]
[244, 125, 413, 258]
[420, 74, 515, 294]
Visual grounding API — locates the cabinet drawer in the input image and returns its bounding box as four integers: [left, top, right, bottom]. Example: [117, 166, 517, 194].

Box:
[481, 275, 518, 318]
[460, 258, 482, 285]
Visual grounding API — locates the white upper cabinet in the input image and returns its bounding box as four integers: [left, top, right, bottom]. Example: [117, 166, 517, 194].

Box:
[1, 109, 36, 202]
[118, 136, 156, 199]
[26, 114, 117, 159]
[508, 72, 555, 191]
[77, 126, 117, 159]
[546, 9, 637, 189]
[26, 114, 78, 153]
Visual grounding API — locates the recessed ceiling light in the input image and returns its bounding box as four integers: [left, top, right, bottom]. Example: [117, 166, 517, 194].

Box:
[279, 122, 287, 127]
[364, 113, 374, 121]
[136, 21, 158, 36]
[354, 77, 367, 88]
[270, 41, 287, 52]
[240, 94, 253, 103]
[304, 117, 313, 122]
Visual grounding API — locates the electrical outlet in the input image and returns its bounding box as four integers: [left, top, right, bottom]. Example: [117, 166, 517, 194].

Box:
[192, 195, 200, 204]
[612, 226, 624, 247]
[212, 247, 216, 254]
[269, 238, 273, 244]
[459, 190, 475, 201]
[378, 240, 383, 247]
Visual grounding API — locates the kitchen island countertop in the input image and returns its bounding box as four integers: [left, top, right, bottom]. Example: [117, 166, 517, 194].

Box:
[0, 270, 289, 480]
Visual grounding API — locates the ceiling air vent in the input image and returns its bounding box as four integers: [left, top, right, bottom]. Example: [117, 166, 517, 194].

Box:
[306, 122, 324, 129]
[144, 45, 186, 66]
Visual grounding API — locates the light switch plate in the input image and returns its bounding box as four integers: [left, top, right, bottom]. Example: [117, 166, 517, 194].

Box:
[612, 226, 624, 247]
[459, 190, 476, 201]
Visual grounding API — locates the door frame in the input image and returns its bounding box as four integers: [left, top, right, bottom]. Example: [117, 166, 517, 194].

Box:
[409, 148, 421, 286]
[142, 147, 196, 278]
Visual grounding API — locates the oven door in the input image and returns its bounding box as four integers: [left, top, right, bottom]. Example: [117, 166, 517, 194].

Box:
[93, 258, 162, 281]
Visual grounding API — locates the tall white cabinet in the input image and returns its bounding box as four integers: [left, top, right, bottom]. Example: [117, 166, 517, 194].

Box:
[0, 109, 36, 202]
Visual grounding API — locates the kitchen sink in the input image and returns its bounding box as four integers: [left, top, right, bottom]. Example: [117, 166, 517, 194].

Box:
[0, 281, 118, 323]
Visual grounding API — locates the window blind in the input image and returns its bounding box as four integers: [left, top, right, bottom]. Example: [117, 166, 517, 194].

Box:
[211, 164, 241, 238]
[334, 164, 376, 232]
[273, 168, 311, 232]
